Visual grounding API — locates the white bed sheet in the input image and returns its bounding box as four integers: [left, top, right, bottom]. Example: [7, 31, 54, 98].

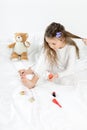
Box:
[0, 41, 87, 130]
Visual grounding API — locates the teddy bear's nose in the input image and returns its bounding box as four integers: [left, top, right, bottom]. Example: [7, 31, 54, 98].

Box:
[18, 36, 20, 38]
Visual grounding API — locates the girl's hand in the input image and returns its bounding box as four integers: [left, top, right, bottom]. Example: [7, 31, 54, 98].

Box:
[82, 38, 87, 45]
[48, 73, 58, 81]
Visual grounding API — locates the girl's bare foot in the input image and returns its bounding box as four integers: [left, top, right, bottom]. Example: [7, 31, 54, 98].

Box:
[21, 77, 35, 89]
[18, 69, 26, 77]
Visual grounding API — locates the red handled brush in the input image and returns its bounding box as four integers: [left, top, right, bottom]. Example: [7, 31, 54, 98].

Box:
[52, 91, 62, 108]
[52, 98, 62, 108]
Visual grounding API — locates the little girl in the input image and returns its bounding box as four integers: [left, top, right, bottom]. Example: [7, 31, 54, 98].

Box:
[19, 22, 87, 88]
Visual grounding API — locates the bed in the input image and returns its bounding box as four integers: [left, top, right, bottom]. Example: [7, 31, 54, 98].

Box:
[0, 34, 87, 130]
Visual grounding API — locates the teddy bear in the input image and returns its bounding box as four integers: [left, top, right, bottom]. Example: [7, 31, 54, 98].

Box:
[8, 33, 30, 60]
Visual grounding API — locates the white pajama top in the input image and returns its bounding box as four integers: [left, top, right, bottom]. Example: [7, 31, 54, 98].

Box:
[31, 44, 78, 78]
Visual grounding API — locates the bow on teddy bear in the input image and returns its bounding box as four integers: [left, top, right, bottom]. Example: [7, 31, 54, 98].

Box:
[8, 33, 30, 60]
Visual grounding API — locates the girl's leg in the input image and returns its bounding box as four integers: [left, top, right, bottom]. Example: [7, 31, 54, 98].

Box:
[26, 67, 34, 74]
[21, 74, 39, 89]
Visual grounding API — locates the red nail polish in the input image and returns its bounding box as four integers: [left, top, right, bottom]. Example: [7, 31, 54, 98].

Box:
[48, 73, 53, 79]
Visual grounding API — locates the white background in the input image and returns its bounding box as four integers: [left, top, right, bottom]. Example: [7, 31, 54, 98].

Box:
[0, 1, 87, 130]
[0, 0, 87, 41]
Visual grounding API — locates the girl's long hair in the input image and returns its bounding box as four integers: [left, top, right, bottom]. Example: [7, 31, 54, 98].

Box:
[44, 22, 82, 66]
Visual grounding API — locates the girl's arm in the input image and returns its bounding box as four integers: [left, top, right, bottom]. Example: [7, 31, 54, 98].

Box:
[58, 46, 77, 78]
